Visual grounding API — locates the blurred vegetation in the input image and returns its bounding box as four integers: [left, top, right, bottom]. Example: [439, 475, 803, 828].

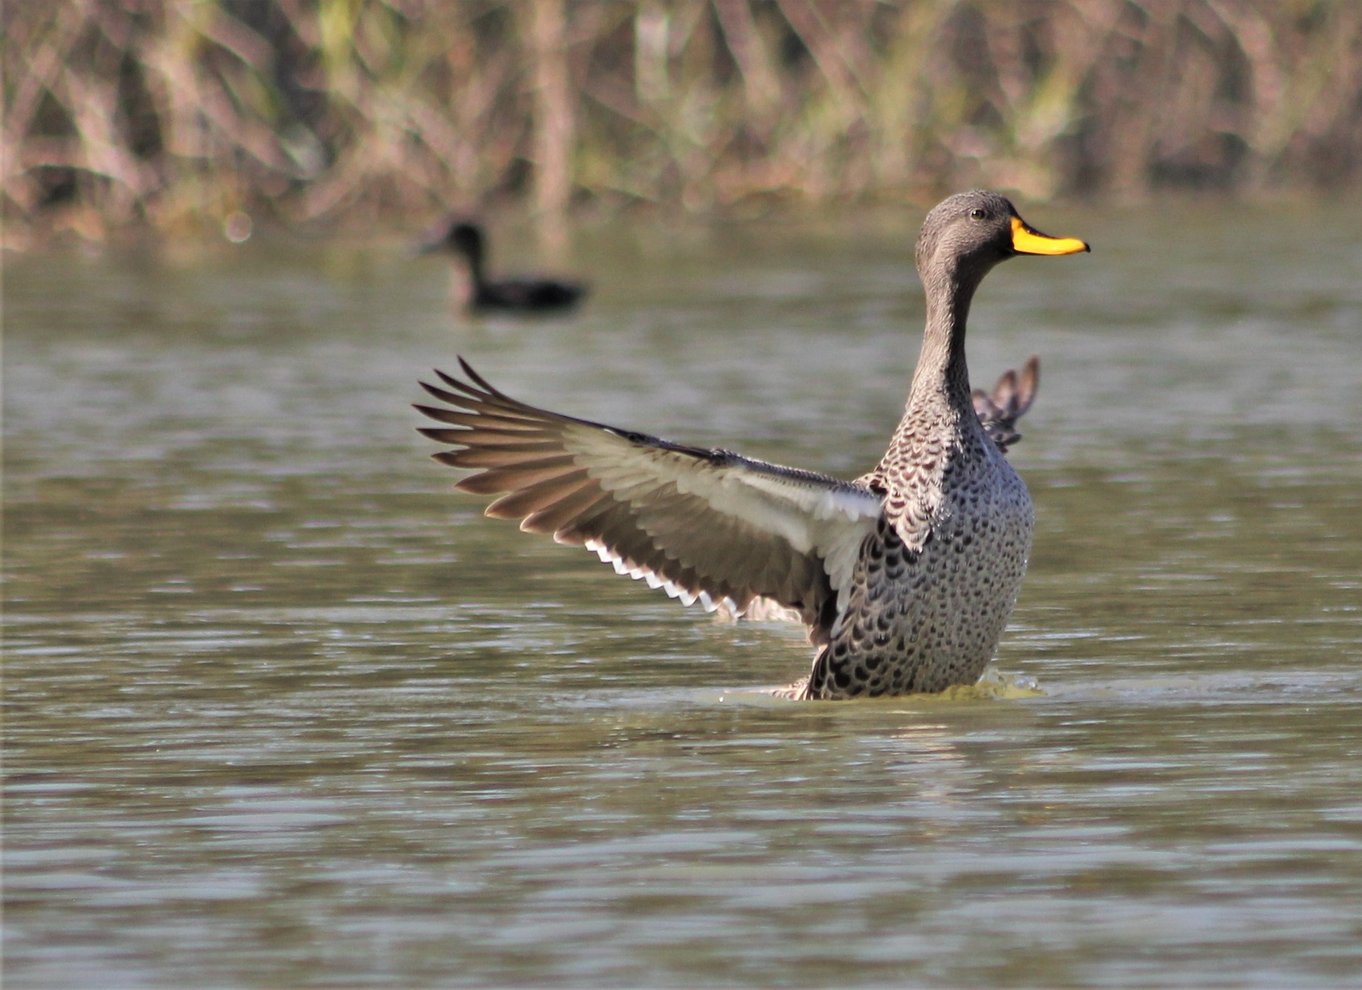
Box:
[4, 0, 1361, 244]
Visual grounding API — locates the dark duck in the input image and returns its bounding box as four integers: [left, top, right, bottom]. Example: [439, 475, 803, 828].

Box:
[419, 218, 588, 315]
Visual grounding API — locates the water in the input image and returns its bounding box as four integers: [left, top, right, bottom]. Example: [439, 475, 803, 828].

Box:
[4, 200, 1362, 987]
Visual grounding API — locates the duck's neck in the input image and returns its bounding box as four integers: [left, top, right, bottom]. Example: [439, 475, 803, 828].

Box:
[909, 265, 982, 412]
[456, 245, 489, 289]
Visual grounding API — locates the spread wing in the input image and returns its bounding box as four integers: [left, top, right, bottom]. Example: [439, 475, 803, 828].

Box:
[972, 356, 1040, 453]
[415, 359, 882, 630]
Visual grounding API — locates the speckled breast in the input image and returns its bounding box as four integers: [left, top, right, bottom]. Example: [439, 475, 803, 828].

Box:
[808, 438, 1035, 699]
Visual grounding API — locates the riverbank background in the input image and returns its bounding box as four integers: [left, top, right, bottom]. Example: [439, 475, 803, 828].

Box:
[5, 0, 1361, 248]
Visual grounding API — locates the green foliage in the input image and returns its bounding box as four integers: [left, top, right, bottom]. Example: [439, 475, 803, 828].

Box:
[4, 0, 1360, 241]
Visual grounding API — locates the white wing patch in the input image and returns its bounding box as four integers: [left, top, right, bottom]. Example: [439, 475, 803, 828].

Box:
[565, 425, 881, 558]
[585, 538, 741, 613]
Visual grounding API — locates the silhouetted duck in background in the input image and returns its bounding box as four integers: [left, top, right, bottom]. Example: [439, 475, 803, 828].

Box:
[416, 190, 1088, 699]
[418, 218, 588, 315]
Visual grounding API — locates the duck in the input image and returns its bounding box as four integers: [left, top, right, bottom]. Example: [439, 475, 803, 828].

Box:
[415, 190, 1088, 699]
[417, 218, 588, 314]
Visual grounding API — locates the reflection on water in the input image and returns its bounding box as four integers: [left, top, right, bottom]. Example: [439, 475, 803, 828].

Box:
[4, 203, 1362, 987]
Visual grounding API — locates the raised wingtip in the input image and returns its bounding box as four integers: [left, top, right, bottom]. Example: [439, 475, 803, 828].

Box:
[973, 354, 1043, 452]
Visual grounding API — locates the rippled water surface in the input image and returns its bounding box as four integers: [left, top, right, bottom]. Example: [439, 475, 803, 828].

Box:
[5, 200, 1362, 987]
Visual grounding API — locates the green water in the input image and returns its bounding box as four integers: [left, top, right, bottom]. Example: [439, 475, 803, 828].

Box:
[4, 200, 1362, 987]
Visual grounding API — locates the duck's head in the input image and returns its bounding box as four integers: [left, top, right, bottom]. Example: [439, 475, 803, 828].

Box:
[915, 190, 1089, 288]
[445, 221, 485, 259]
[417, 219, 487, 263]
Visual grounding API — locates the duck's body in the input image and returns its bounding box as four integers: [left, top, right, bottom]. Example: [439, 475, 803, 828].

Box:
[419, 219, 587, 314]
[416, 191, 1087, 699]
[804, 367, 1035, 696]
[469, 276, 585, 312]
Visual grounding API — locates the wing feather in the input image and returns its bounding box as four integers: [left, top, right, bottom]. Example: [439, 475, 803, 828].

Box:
[485, 472, 593, 519]
[523, 483, 608, 536]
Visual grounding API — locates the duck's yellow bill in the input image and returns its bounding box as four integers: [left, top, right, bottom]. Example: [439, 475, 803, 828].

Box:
[1011, 215, 1089, 256]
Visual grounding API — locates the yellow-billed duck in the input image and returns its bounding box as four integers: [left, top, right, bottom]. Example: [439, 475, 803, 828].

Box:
[418, 218, 588, 314]
[415, 190, 1088, 699]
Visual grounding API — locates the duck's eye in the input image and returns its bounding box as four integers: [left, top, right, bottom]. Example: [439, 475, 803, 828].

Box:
[969, 207, 987, 220]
